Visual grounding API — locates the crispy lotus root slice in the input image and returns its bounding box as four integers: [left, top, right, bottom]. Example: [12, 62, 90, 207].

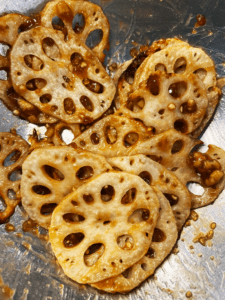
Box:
[92, 188, 177, 293]
[0, 132, 29, 223]
[108, 155, 191, 230]
[72, 115, 153, 158]
[21, 146, 112, 229]
[11, 26, 116, 124]
[119, 71, 208, 135]
[49, 172, 160, 283]
[180, 145, 225, 209]
[0, 14, 58, 124]
[41, 0, 110, 62]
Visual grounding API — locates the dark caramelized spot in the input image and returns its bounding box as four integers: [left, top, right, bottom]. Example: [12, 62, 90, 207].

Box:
[24, 55, 44, 71]
[174, 119, 188, 133]
[121, 188, 136, 204]
[128, 208, 150, 223]
[86, 29, 103, 49]
[124, 132, 139, 147]
[145, 247, 156, 258]
[64, 98, 76, 115]
[147, 73, 160, 96]
[139, 171, 152, 185]
[196, 14, 206, 27]
[76, 166, 93, 180]
[63, 232, 84, 248]
[163, 193, 179, 206]
[152, 228, 166, 242]
[83, 194, 94, 204]
[71, 52, 87, 78]
[41, 203, 57, 215]
[126, 96, 145, 112]
[83, 79, 104, 94]
[63, 213, 85, 223]
[32, 185, 51, 195]
[169, 81, 187, 98]
[18, 15, 41, 32]
[40, 94, 52, 104]
[91, 133, 100, 144]
[101, 185, 115, 202]
[72, 13, 85, 34]
[173, 57, 187, 74]
[171, 140, 184, 154]
[80, 96, 94, 112]
[42, 165, 65, 181]
[147, 155, 162, 164]
[105, 126, 117, 144]
[26, 78, 47, 91]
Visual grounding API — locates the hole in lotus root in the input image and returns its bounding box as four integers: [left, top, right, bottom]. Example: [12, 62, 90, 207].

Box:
[63, 232, 85, 248]
[76, 166, 94, 180]
[141, 263, 148, 271]
[171, 140, 184, 154]
[187, 182, 204, 196]
[3, 150, 21, 167]
[121, 267, 132, 278]
[152, 228, 166, 242]
[41, 203, 57, 215]
[24, 55, 44, 71]
[169, 81, 187, 98]
[71, 200, 78, 206]
[139, 171, 152, 185]
[128, 209, 150, 223]
[83, 194, 94, 204]
[83, 79, 104, 94]
[0, 195, 6, 212]
[64, 98, 76, 115]
[0, 68, 9, 81]
[126, 96, 145, 112]
[42, 37, 61, 61]
[80, 96, 94, 112]
[84, 243, 105, 267]
[163, 193, 179, 206]
[124, 132, 139, 147]
[180, 100, 197, 114]
[0, 43, 11, 57]
[174, 57, 187, 74]
[32, 185, 51, 195]
[52, 16, 66, 34]
[194, 68, 207, 81]
[91, 133, 100, 145]
[117, 235, 134, 250]
[145, 247, 157, 259]
[155, 63, 167, 72]
[121, 188, 137, 204]
[174, 119, 188, 133]
[72, 14, 85, 34]
[42, 165, 65, 181]
[63, 213, 85, 223]
[60, 127, 75, 144]
[86, 29, 103, 49]
[112, 166, 122, 171]
[147, 155, 162, 164]
[105, 126, 117, 144]
[40, 94, 52, 103]
[7, 189, 17, 200]
[147, 73, 160, 96]
[26, 78, 47, 91]
[71, 52, 87, 75]
[8, 167, 22, 181]
[101, 185, 115, 202]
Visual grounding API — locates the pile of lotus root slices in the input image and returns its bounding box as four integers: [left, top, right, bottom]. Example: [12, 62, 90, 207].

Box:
[0, 0, 225, 294]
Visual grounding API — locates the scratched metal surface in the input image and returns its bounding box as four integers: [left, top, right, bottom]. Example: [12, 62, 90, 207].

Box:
[0, 0, 225, 299]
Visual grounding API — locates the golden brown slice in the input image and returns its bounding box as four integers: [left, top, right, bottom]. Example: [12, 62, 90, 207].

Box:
[21, 146, 112, 229]
[0, 13, 58, 124]
[49, 172, 160, 284]
[72, 115, 153, 158]
[119, 71, 208, 135]
[0, 132, 29, 223]
[41, 0, 110, 62]
[11, 26, 116, 124]
[92, 188, 177, 293]
[108, 155, 191, 230]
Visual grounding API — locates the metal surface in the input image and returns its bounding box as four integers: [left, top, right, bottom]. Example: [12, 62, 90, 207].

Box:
[0, 0, 225, 299]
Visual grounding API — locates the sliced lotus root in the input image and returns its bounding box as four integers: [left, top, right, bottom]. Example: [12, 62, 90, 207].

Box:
[21, 146, 112, 228]
[107, 155, 191, 230]
[0, 14, 58, 124]
[41, 0, 110, 62]
[119, 71, 208, 135]
[49, 172, 160, 283]
[179, 145, 225, 209]
[72, 115, 153, 158]
[0, 132, 29, 223]
[92, 188, 177, 293]
[11, 26, 116, 124]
